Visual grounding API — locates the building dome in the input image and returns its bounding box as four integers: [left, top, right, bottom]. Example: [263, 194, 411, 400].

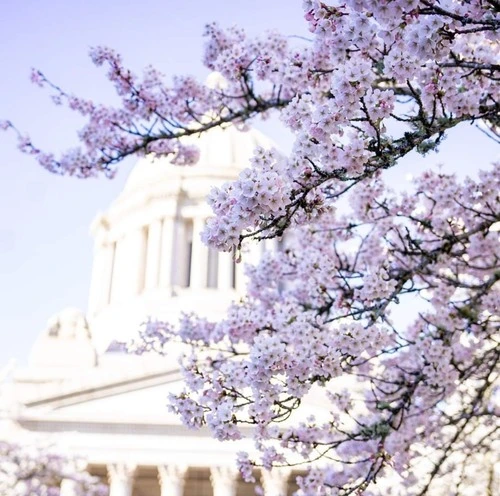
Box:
[8, 116, 294, 496]
[122, 124, 275, 196]
[87, 123, 276, 352]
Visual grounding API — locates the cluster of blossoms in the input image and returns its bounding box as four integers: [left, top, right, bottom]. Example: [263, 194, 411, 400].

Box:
[203, 147, 291, 250]
[0, 440, 108, 496]
[162, 166, 499, 495]
[4, 0, 500, 495]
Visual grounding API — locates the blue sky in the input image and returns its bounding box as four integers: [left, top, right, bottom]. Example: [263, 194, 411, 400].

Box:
[0, 1, 498, 368]
[0, 0, 305, 367]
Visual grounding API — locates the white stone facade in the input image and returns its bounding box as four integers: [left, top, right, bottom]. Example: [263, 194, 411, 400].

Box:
[4, 124, 304, 495]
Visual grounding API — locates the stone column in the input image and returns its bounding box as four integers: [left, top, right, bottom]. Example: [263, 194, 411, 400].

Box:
[190, 217, 208, 289]
[129, 227, 148, 295]
[217, 251, 233, 291]
[88, 241, 114, 315]
[159, 217, 175, 288]
[207, 247, 219, 288]
[210, 466, 239, 496]
[245, 239, 261, 267]
[261, 468, 290, 496]
[235, 258, 246, 294]
[171, 218, 188, 287]
[60, 478, 78, 496]
[158, 465, 186, 496]
[145, 219, 162, 290]
[263, 238, 278, 253]
[107, 463, 136, 496]
[109, 237, 125, 303]
[112, 227, 146, 300]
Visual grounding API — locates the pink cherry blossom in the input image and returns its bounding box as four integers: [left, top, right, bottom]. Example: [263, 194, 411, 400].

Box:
[4, 1, 500, 494]
[0, 440, 108, 496]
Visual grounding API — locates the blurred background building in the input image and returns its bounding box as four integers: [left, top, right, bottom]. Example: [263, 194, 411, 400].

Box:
[1, 124, 300, 496]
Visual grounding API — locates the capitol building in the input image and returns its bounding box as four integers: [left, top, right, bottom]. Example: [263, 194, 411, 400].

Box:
[2, 124, 301, 496]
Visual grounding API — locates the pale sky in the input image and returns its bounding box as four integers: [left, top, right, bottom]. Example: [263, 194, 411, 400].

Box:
[0, 0, 306, 367]
[0, 1, 497, 368]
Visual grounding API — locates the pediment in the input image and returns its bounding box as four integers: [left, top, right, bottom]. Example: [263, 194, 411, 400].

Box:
[33, 379, 184, 424]
[16, 360, 186, 426]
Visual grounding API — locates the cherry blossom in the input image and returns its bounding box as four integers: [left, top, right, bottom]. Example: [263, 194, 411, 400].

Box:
[0, 440, 108, 496]
[3, 1, 499, 494]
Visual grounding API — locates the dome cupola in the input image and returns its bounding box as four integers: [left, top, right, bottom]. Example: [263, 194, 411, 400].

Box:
[87, 123, 275, 351]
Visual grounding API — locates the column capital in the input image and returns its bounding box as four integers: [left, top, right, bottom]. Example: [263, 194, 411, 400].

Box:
[158, 464, 187, 496]
[190, 217, 209, 290]
[261, 468, 291, 496]
[158, 463, 187, 482]
[159, 217, 175, 288]
[210, 465, 239, 496]
[107, 463, 137, 486]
